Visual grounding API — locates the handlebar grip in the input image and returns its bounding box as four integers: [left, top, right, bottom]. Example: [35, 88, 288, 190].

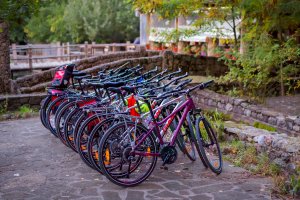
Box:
[201, 80, 214, 89]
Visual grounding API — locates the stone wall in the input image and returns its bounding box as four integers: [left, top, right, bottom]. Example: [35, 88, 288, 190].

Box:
[193, 89, 300, 136]
[224, 121, 300, 172]
[15, 48, 159, 89]
[162, 50, 228, 76]
[18, 56, 163, 94]
[0, 93, 47, 111]
[84, 56, 163, 75]
[12, 48, 228, 94]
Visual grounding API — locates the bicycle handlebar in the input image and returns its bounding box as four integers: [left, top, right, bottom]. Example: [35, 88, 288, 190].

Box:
[138, 80, 214, 100]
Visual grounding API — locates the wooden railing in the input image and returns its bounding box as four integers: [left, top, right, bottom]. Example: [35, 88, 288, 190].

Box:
[10, 42, 139, 70]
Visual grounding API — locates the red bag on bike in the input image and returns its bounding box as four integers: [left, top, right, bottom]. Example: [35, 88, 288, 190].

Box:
[127, 95, 140, 117]
[51, 64, 75, 88]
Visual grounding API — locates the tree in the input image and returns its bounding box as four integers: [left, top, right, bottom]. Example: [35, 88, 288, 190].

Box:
[25, 1, 71, 43]
[130, 0, 243, 49]
[0, 0, 40, 94]
[26, 0, 139, 43]
[130, 0, 300, 97]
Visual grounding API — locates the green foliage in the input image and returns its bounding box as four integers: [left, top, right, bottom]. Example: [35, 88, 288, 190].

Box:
[128, 0, 163, 14]
[219, 37, 300, 99]
[26, 0, 139, 43]
[0, 105, 38, 121]
[204, 109, 231, 141]
[0, 101, 8, 115]
[221, 140, 281, 175]
[273, 167, 300, 197]
[217, 0, 300, 98]
[0, 0, 42, 43]
[255, 154, 281, 176]
[130, 0, 300, 98]
[290, 170, 300, 197]
[152, 28, 198, 43]
[18, 105, 33, 114]
[25, 1, 70, 43]
[253, 122, 277, 132]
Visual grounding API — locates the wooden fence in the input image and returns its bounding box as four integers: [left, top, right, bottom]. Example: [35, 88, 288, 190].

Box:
[10, 42, 139, 71]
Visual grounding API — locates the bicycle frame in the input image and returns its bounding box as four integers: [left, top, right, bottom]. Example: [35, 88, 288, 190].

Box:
[132, 96, 195, 157]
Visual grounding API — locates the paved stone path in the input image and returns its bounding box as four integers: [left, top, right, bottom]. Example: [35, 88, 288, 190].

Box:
[0, 118, 276, 200]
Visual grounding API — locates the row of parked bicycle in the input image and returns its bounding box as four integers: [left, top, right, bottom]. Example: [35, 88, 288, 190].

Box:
[39, 62, 222, 187]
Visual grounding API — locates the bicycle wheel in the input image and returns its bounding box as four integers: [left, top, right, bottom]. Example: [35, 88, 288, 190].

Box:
[64, 108, 83, 152]
[87, 117, 120, 173]
[55, 101, 76, 146]
[45, 96, 66, 137]
[98, 121, 157, 187]
[173, 113, 197, 161]
[76, 113, 104, 169]
[195, 116, 222, 174]
[40, 96, 52, 129]
[162, 105, 197, 161]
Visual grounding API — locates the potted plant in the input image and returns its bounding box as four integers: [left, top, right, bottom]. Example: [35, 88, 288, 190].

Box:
[153, 42, 162, 51]
[146, 43, 150, 50]
[171, 43, 178, 52]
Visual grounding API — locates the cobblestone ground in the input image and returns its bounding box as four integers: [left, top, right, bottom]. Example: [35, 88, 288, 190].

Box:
[0, 118, 276, 200]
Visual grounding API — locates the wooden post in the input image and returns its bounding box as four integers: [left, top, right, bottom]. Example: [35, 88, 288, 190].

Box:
[28, 44, 33, 72]
[126, 41, 130, 51]
[178, 41, 186, 53]
[207, 37, 218, 57]
[12, 43, 17, 65]
[175, 17, 180, 52]
[56, 42, 61, 61]
[84, 41, 88, 58]
[146, 14, 152, 45]
[62, 43, 65, 61]
[112, 44, 116, 52]
[92, 41, 95, 56]
[67, 42, 70, 61]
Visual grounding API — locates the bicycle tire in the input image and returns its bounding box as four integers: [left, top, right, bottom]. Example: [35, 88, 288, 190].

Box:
[64, 108, 83, 152]
[39, 96, 52, 129]
[87, 117, 120, 173]
[45, 96, 66, 137]
[195, 116, 222, 174]
[98, 121, 157, 187]
[55, 101, 76, 146]
[76, 113, 104, 169]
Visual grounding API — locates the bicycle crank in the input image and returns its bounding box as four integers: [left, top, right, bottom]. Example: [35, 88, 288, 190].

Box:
[160, 146, 177, 166]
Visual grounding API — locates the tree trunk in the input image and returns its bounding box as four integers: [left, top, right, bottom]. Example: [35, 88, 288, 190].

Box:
[146, 13, 151, 45]
[0, 21, 12, 94]
[231, 6, 238, 50]
[239, 16, 247, 55]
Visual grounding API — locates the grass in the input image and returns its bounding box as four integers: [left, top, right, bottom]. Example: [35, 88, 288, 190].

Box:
[186, 75, 215, 84]
[203, 109, 231, 142]
[253, 121, 277, 132]
[0, 105, 38, 121]
[18, 105, 36, 117]
[0, 101, 8, 115]
[221, 140, 280, 176]
[220, 140, 299, 198]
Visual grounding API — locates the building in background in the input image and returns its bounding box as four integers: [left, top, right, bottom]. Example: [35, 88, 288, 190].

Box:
[138, 12, 240, 57]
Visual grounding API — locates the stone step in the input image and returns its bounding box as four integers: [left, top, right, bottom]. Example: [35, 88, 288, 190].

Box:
[223, 121, 300, 171]
[20, 81, 51, 93]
